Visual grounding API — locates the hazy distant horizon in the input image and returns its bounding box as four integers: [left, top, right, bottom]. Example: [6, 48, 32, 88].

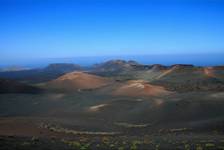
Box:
[0, 53, 223, 68]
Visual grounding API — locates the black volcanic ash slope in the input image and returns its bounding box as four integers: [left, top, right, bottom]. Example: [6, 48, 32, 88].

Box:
[0, 78, 43, 94]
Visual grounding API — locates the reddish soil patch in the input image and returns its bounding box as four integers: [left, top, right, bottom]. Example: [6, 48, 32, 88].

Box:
[204, 67, 215, 78]
[113, 80, 172, 97]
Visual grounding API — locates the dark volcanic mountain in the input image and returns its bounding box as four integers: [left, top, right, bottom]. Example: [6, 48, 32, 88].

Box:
[93, 60, 137, 72]
[43, 63, 81, 72]
[150, 64, 168, 71]
[91, 60, 151, 77]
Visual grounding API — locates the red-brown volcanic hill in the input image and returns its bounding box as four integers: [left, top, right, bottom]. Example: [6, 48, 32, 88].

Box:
[47, 71, 112, 91]
[113, 80, 172, 97]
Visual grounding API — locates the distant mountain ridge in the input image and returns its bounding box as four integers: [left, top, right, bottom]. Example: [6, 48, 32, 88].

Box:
[92, 60, 198, 73]
[0, 63, 82, 83]
[0, 60, 223, 87]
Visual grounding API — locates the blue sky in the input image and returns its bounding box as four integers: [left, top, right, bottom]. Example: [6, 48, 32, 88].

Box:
[0, 0, 224, 66]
